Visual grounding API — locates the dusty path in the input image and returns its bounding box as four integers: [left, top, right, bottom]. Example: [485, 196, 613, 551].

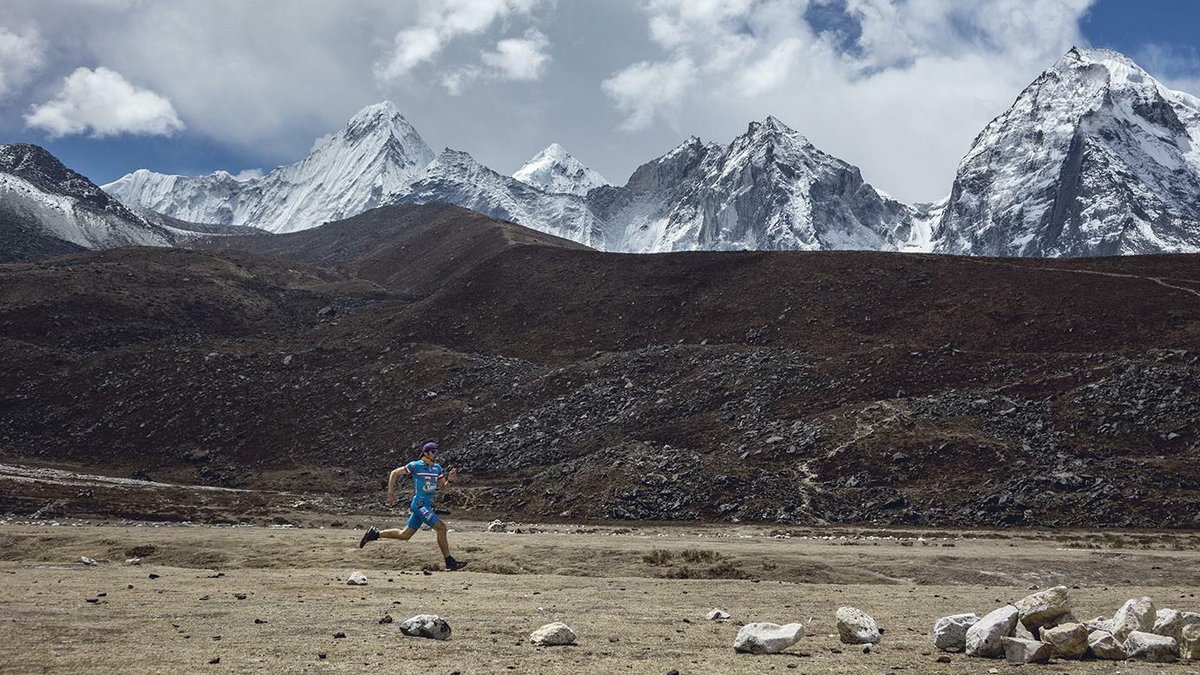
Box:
[1, 523, 1198, 673]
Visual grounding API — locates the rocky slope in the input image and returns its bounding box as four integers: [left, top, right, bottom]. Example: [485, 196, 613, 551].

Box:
[2, 205, 1197, 528]
[935, 47, 1200, 257]
[103, 101, 435, 234]
[0, 144, 175, 262]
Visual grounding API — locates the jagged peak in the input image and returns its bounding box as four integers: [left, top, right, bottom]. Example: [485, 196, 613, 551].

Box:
[745, 115, 806, 143]
[332, 100, 423, 148]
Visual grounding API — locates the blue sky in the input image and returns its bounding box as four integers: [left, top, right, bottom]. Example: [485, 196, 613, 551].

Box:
[2, 0, 1198, 203]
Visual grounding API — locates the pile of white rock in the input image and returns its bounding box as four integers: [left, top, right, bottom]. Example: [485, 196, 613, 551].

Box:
[732, 606, 882, 655]
[933, 586, 1199, 663]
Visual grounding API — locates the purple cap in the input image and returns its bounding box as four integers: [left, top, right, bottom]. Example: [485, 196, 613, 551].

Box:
[421, 441, 440, 455]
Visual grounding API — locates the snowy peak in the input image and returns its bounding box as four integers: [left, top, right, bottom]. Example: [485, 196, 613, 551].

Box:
[512, 143, 608, 196]
[0, 143, 173, 259]
[937, 48, 1200, 257]
[104, 101, 435, 233]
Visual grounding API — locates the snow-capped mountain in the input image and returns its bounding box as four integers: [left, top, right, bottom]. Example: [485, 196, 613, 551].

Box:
[392, 148, 608, 248]
[0, 143, 174, 262]
[595, 117, 916, 252]
[104, 101, 434, 234]
[512, 143, 608, 196]
[935, 47, 1200, 256]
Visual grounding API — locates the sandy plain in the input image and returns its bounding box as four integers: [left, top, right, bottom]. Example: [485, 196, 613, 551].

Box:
[1, 520, 1199, 674]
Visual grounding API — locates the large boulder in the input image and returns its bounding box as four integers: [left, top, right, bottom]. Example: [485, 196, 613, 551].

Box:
[733, 622, 805, 655]
[836, 607, 881, 644]
[530, 622, 577, 646]
[399, 614, 451, 641]
[1125, 631, 1178, 662]
[1001, 637, 1052, 664]
[1110, 597, 1155, 641]
[933, 613, 979, 652]
[1041, 622, 1088, 658]
[1180, 623, 1200, 660]
[1014, 586, 1071, 632]
[1088, 630, 1127, 660]
[965, 606, 1019, 658]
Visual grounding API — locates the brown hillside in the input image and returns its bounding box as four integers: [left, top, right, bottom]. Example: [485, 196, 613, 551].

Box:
[1, 205, 1197, 529]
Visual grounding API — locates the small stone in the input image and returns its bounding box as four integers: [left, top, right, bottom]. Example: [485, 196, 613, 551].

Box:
[333, 632, 346, 639]
[965, 605, 1019, 658]
[836, 607, 881, 644]
[148, 574, 160, 579]
[233, 593, 247, 600]
[1124, 630, 1178, 662]
[486, 520, 508, 533]
[1110, 597, 1155, 641]
[80, 556, 97, 566]
[1088, 630, 1127, 660]
[125, 558, 141, 565]
[862, 645, 872, 654]
[1180, 623, 1200, 660]
[85, 598, 99, 604]
[1014, 586, 1071, 631]
[346, 571, 368, 586]
[379, 614, 393, 624]
[933, 613, 979, 652]
[318, 653, 327, 660]
[1001, 637, 1052, 664]
[733, 622, 805, 655]
[400, 615, 451, 641]
[706, 609, 731, 621]
[530, 622, 577, 646]
[936, 655, 951, 663]
[1041, 622, 1088, 658]
[208, 657, 220, 665]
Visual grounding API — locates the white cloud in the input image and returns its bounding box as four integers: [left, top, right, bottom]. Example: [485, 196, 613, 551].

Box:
[603, 0, 1098, 200]
[232, 168, 263, 181]
[376, 0, 545, 81]
[0, 25, 44, 100]
[1134, 43, 1200, 97]
[481, 29, 550, 81]
[602, 57, 698, 131]
[25, 66, 184, 138]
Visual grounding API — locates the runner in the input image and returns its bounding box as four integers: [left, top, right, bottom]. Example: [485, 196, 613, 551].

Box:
[358, 441, 467, 571]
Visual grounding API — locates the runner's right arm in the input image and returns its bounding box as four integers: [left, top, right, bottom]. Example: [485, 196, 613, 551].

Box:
[386, 465, 409, 505]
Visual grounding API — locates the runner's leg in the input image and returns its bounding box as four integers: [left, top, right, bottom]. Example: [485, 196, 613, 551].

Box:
[433, 521, 451, 558]
[381, 527, 416, 541]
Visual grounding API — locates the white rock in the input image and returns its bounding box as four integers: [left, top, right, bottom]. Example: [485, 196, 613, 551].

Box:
[530, 622, 577, 646]
[346, 571, 368, 586]
[1125, 630, 1178, 662]
[706, 609, 731, 621]
[124, 557, 141, 565]
[80, 556, 97, 566]
[399, 614, 451, 641]
[1014, 585, 1071, 631]
[966, 605, 1019, 658]
[1110, 597, 1155, 641]
[733, 622, 805, 654]
[486, 519, 508, 533]
[836, 607, 881, 644]
[933, 613, 979, 652]
[1001, 636, 1052, 664]
[1041, 622, 1088, 658]
[1153, 609, 1200, 642]
[1180, 623, 1200, 660]
[1088, 630, 1127, 660]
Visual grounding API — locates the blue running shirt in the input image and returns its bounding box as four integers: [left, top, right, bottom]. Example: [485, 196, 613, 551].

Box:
[406, 460, 443, 506]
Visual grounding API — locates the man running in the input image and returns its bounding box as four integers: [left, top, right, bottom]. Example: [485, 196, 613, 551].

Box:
[358, 441, 467, 571]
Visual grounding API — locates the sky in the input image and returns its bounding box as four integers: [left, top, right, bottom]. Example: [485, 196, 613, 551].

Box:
[1, 0, 1198, 204]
